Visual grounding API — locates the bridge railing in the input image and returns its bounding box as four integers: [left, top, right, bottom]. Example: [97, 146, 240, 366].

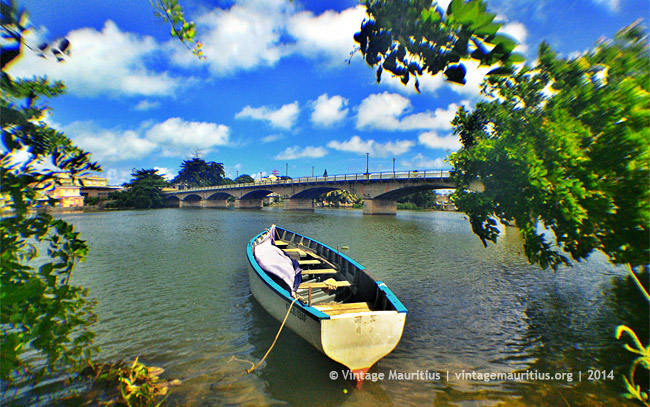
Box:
[167, 169, 452, 193]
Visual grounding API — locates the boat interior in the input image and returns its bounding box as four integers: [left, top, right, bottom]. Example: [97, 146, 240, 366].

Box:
[266, 228, 400, 317]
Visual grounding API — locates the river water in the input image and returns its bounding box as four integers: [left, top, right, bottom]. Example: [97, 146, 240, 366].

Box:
[40, 208, 646, 406]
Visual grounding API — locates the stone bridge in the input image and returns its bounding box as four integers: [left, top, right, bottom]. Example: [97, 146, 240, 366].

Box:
[162, 170, 455, 215]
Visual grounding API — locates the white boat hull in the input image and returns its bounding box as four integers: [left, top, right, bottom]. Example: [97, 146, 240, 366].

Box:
[247, 226, 407, 383]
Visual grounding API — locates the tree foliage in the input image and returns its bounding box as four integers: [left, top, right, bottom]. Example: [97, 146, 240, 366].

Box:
[355, 0, 524, 91]
[172, 157, 225, 188]
[1, 0, 100, 383]
[234, 174, 255, 184]
[112, 169, 169, 209]
[449, 22, 649, 270]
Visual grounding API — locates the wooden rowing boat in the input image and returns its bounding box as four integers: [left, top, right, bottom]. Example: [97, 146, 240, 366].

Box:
[246, 225, 407, 387]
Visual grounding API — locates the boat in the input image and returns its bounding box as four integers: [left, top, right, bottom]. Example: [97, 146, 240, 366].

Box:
[246, 225, 407, 387]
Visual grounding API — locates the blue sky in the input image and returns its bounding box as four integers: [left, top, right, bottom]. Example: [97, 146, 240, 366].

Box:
[10, 0, 647, 185]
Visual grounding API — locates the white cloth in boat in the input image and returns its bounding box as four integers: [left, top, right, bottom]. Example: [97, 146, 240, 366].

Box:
[254, 231, 302, 293]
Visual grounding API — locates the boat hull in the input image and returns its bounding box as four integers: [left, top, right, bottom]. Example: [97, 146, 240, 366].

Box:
[246, 226, 407, 380]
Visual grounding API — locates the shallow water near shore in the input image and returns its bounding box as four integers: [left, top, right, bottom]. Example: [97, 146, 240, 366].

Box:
[10, 207, 646, 406]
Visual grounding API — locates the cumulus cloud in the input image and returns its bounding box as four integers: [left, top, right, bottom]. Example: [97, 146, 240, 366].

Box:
[288, 6, 365, 64]
[171, 1, 368, 73]
[275, 145, 327, 160]
[262, 134, 284, 143]
[63, 118, 230, 162]
[235, 102, 300, 130]
[310, 94, 349, 127]
[9, 21, 181, 97]
[327, 135, 414, 158]
[401, 153, 449, 169]
[171, 0, 291, 74]
[356, 92, 463, 131]
[418, 131, 462, 151]
[145, 117, 230, 149]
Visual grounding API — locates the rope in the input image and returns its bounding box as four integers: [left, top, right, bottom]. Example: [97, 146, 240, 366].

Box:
[231, 296, 301, 374]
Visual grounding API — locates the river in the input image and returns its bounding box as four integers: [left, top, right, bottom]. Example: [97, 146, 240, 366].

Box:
[24, 208, 649, 406]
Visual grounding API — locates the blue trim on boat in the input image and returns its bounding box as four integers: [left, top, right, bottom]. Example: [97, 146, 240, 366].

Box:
[247, 231, 330, 321]
[376, 281, 408, 314]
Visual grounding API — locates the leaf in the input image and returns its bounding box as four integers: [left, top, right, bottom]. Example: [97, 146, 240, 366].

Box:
[444, 63, 467, 84]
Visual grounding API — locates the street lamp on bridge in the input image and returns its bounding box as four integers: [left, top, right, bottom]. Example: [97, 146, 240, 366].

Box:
[365, 152, 369, 175]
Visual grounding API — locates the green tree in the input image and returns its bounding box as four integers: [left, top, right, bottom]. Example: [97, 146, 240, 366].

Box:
[234, 174, 255, 184]
[354, 0, 524, 91]
[448, 23, 649, 404]
[1, 0, 99, 384]
[112, 169, 169, 209]
[449, 23, 649, 270]
[172, 157, 225, 188]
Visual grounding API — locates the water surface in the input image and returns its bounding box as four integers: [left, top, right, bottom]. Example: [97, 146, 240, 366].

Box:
[27, 208, 646, 406]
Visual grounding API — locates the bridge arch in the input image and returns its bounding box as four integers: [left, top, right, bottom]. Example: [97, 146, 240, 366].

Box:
[372, 185, 452, 200]
[290, 186, 341, 200]
[206, 192, 234, 200]
[240, 189, 274, 200]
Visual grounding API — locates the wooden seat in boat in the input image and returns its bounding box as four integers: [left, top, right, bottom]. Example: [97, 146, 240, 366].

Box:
[298, 259, 321, 266]
[314, 302, 372, 316]
[301, 268, 337, 274]
[298, 280, 351, 289]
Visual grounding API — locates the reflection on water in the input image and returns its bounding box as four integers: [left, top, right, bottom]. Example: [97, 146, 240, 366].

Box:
[10, 208, 643, 406]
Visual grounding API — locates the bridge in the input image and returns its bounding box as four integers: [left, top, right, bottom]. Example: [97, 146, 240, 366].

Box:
[162, 170, 455, 215]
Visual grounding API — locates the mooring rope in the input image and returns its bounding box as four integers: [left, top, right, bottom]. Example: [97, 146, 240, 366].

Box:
[231, 296, 301, 373]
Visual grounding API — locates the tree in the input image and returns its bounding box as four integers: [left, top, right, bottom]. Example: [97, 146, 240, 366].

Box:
[172, 157, 225, 188]
[448, 23, 649, 404]
[112, 169, 169, 209]
[234, 174, 255, 184]
[354, 0, 524, 91]
[1, 0, 99, 384]
[449, 23, 649, 271]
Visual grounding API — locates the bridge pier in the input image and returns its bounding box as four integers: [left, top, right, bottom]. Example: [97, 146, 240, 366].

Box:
[203, 199, 229, 208]
[180, 199, 202, 208]
[363, 199, 397, 215]
[283, 198, 314, 211]
[235, 199, 263, 209]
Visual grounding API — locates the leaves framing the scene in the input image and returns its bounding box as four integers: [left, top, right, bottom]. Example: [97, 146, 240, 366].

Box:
[354, 0, 525, 91]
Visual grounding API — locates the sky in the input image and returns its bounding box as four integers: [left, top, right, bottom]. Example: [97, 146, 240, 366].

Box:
[9, 0, 648, 185]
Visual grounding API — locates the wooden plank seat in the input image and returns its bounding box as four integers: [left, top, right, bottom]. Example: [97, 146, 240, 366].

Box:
[274, 240, 289, 247]
[298, 280, 351, 289]
[298, 259, 321, 266]
[301, 268, 337, 274]
[314, 302, 372, 316]
[298, 280, 352, 306]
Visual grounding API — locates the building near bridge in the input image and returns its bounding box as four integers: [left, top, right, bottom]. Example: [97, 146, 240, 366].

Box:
[1, 173, 122, 212]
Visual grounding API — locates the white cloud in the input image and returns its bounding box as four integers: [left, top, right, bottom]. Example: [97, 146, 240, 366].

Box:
[591, 0, 620, 12]
[418, 131, 462, 151]
[356, 92, 463, 131]
[63, 118, 230, 162]
[235, 102, 300, 129]
[65, 122, 157, 163]
[133, 100, 161, 111]
[401, 153, 449, 169]
[356, 92, 411, 130]
[9, 21, 181, 97]
[146, 118, 230, 149]
[310, 94, 349, 127]
[262, 134, 284, 143]
[172, 0, 291, 74]
[327, 135, 414, 158]
[154, 167, 176, 181]
[275, 145, 328, 160]
[500, 21, 529, 55]
[288, 6, 366, 65]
